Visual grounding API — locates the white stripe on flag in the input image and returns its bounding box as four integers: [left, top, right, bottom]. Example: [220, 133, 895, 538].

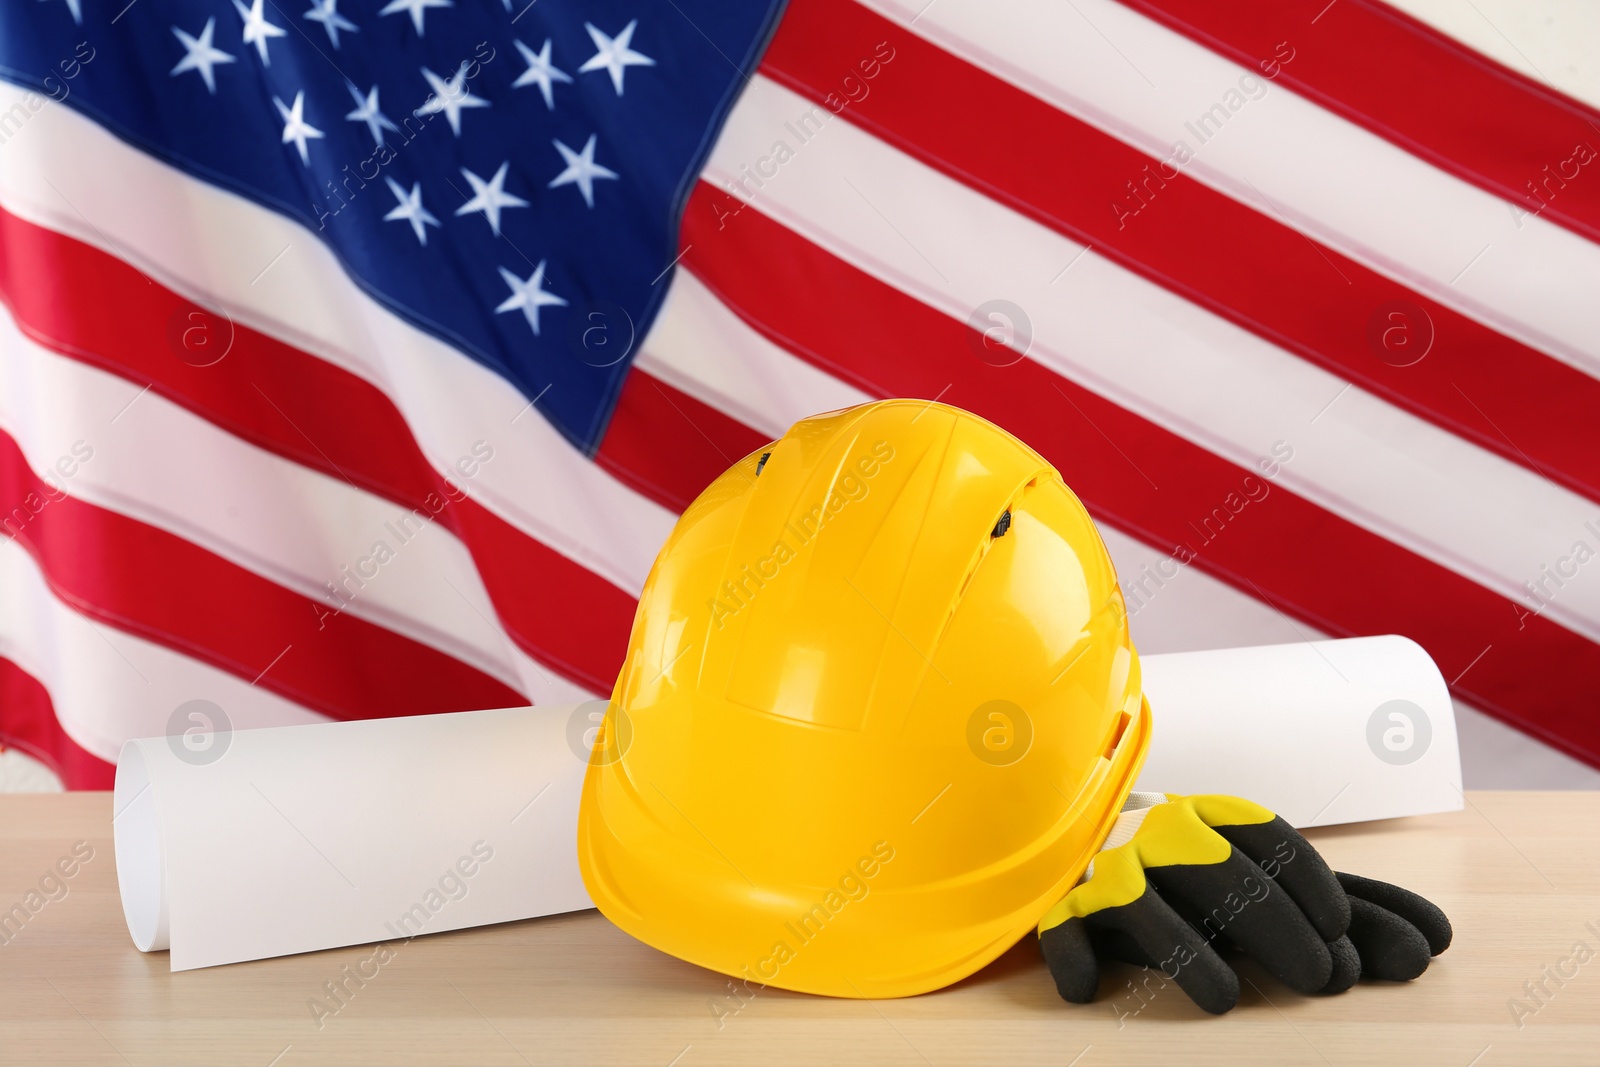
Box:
[0, 303, 525, 691]
[703, 76, 1600, 643]
[638, 270, 873, 436]
[1098, 523, 1329, 652]
[0, 537, 331, 762]
[857, 0, 1600, 377]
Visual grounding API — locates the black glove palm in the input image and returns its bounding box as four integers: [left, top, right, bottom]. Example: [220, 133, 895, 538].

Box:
[1037, 794, 1451, 1014]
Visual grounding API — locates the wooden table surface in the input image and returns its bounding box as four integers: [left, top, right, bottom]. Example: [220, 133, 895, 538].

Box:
[1, 792, 1596, 1066]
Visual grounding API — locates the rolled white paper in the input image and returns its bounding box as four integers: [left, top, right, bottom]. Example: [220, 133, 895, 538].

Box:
[113, 703, 594, 971]
[113, 636, 1459, 969]
[1137, 635, 1462, 827]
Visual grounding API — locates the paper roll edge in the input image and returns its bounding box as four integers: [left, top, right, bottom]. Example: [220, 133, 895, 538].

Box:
[112, 739, 170, 953]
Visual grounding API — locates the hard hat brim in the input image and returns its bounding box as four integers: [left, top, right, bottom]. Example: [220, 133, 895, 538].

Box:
[578, 695, 1152, 999]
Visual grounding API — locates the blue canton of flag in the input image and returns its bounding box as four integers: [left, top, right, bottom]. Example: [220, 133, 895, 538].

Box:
[0, 0, 786, 451]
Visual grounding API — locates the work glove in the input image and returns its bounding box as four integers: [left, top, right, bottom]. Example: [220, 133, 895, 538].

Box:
[1037, 793, 1451, 1014]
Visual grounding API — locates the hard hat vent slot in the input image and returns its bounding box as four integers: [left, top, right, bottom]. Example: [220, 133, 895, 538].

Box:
[756, 451, 772, 476]
[990, 509, 1012, 538]
[1103, 710, 1132, 760]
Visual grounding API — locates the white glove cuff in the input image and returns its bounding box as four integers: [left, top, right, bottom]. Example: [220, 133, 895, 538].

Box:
[1081, 791, 1169, 882]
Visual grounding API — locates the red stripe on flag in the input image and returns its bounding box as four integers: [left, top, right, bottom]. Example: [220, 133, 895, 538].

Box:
[0, 656, 114, 789]
[1114, 0, 1600, 244]
[596, 369, 770, 511]
[759, 0, 1600, 508]
[449, 497, 632, 693]
[0, 428, 525, 720]
[0, 205, 635, 693]
[0, 203, 435, 508]
[682, 181, 1600, 768]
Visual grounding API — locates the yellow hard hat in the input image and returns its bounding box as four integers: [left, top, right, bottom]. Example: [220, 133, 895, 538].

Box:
[577, 399, 1151, 998]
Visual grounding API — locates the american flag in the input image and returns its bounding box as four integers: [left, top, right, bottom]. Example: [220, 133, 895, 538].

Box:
[1, 0, 1597, 789]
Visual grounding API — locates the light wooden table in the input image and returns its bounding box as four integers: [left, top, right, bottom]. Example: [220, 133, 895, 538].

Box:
[1, 792, 1596, 1066]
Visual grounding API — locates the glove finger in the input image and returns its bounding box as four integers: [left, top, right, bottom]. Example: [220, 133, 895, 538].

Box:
[1319, 935, 1361, 994]
[1213, 815, 1349, 941]
[1145, 846, 1333, 995]
[1160, 887, 1240, 954]
[1344, 894, 1434, 981]
[1038, 917, 1100, 1004]
[1085, 883, 1240, 1014]
[1336, 871, 1452, 956]
[1088, 925, 1158, 969]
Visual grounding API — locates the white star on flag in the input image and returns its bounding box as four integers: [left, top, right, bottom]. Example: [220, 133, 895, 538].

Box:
[547, 135, 618, 209]
[417, 64, 489, 138]
[512, 38, 572, 111]
[273, 92, 324, 166]
[578, 20, 655, 95]
[346, 83, 400, 147]
[383, 179, 441, 245]
[303, 0, 358, 49]
[233, 0, 286, 66]
[169, 18, 236, 95]
[456, 163, 529, 237]
[378, 0, 453, 37]
[496, 262, 566, 336]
